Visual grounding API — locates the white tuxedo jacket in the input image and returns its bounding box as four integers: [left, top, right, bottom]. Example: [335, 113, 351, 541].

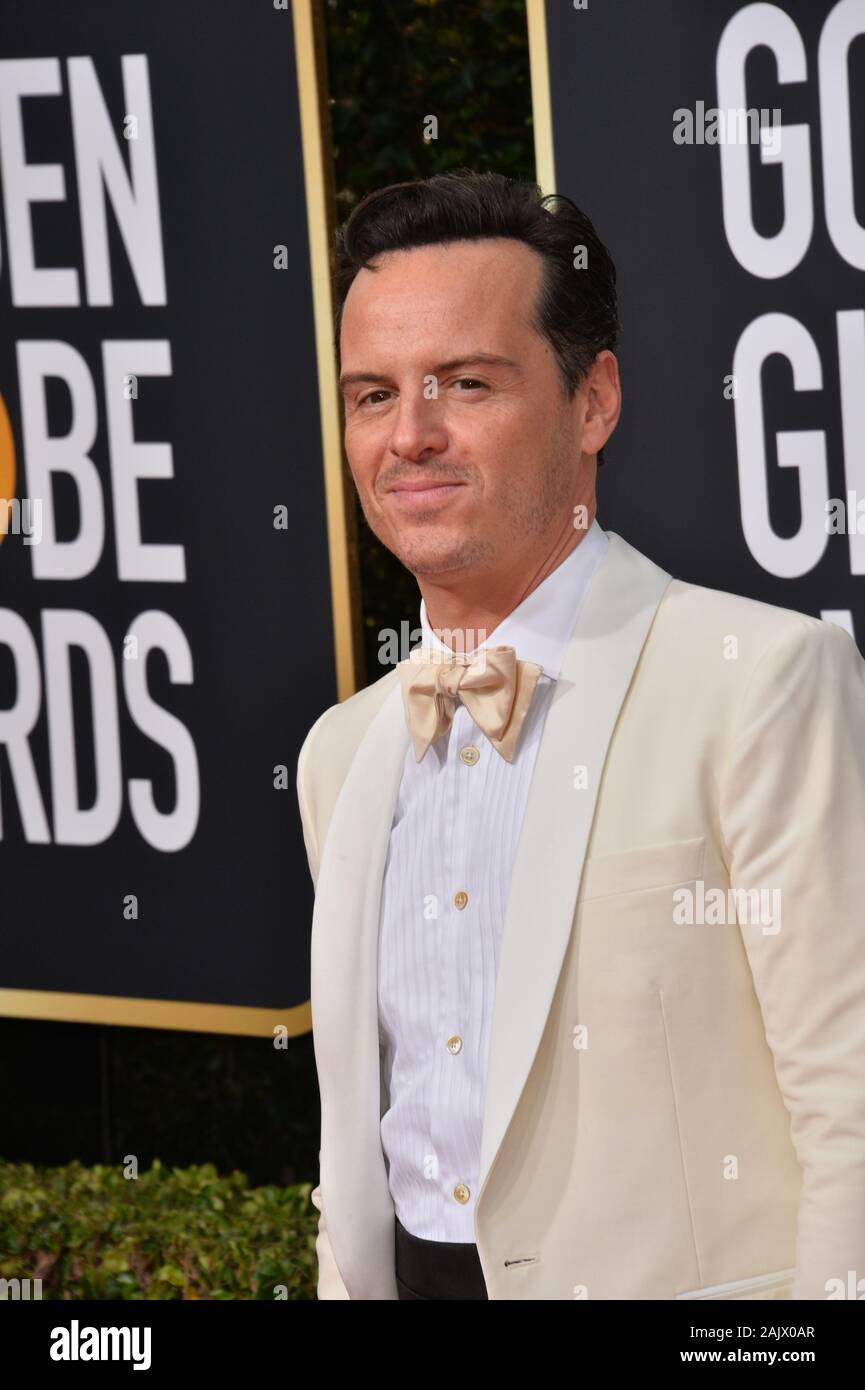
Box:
[297, 531, 865, 1300]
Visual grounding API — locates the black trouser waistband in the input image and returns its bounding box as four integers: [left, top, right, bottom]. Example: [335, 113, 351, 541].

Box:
[394, 1214, 488, 1300]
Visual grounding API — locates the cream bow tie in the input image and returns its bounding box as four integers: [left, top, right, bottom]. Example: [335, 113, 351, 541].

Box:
[396, 644, 544, 763]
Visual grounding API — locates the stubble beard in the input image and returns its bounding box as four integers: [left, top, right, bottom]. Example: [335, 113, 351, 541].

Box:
[360, 430, 576, 580]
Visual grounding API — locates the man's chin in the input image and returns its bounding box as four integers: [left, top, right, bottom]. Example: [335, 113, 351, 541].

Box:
[394, 537, 491, 578]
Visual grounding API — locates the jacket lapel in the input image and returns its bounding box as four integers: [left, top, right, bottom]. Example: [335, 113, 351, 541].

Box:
[475, 531, 673, 1198]
[310, 674, 408, 1297]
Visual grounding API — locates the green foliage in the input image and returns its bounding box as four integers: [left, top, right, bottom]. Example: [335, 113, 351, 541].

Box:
[325, 0, 534, 213]
[0, 1158, 317, 1300]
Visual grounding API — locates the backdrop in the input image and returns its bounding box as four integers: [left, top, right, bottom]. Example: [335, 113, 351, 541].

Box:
[532, 0, 865, 652]
[0, 0, 346, 1035]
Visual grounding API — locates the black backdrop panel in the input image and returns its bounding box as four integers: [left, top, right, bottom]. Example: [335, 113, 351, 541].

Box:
[0, 1, 335, 1020]
[543, 0, 865, 651]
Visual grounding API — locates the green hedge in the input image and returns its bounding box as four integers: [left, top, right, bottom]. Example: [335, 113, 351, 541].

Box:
[0, 1159, 317, 1300]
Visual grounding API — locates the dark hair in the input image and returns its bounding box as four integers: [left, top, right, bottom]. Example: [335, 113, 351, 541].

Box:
[333, 169, 620, 465]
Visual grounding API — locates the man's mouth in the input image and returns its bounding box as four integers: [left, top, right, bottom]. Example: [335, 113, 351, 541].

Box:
[386, 481, 465, 508]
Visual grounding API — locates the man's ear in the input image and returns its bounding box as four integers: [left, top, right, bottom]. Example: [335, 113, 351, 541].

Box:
[583, 351, 621, 462]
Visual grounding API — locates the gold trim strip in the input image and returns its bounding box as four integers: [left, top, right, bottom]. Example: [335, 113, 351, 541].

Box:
[0, 988, 311, 1038]
[526, 0, 557, 196]
[293, 0, 357, 699]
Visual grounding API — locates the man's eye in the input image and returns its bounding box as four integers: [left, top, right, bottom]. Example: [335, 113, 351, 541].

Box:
[454, 378, 484, 391]
[358, 390, 390, 407]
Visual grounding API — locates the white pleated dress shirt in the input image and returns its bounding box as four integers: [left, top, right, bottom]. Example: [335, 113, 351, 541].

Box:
[377, 519, 609, 1241]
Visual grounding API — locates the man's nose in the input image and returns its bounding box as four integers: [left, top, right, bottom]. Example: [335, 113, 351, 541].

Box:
[387, 387, 448, 458]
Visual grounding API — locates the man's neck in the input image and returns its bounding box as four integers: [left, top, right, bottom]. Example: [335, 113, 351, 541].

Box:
[420, 510, 595, 652]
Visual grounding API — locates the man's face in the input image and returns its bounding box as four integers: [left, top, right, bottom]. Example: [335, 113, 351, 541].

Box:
[338, 237, 597, 579]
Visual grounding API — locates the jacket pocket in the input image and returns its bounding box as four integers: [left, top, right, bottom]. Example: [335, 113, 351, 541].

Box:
[580, 836, 706, 903]
[674, 1267, 796, 1300]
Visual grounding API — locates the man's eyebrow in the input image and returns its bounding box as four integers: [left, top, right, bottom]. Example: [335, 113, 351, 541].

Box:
[338, 352, 520, 395]
[432, 353, 521, 375]
[338, 369, 390, 394]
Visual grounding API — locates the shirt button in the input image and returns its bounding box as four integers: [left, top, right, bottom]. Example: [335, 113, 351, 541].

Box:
[459, 745, 480, 765]
[454, 1183, 471, 1204]
[446, 1035, 463, 1055]
[453, 890, 469, 910]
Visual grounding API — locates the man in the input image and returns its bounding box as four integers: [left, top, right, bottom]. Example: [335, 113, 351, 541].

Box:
[297, 170, 865, 1301]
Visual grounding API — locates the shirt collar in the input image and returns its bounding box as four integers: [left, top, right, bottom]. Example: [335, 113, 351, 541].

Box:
[417, 518, 609, 680]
